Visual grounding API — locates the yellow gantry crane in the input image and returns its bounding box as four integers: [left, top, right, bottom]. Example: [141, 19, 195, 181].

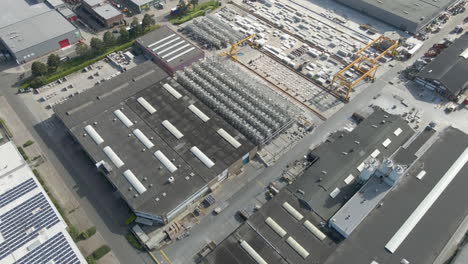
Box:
[220, 34, 256, 60]
[330, 35, 399, 100]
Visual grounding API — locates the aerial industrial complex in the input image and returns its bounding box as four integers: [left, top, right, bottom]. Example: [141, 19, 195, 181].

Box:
[0, 142, 86, 264]
[0, 0, 81, 63]
[0, 0, 467, 263]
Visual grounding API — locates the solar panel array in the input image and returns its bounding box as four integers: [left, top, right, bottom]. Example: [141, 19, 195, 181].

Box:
[0, 178, 37, 208]
[0, 192, 60, 260]
[148, 33, 196, 63]
[14, 232, 81, 264]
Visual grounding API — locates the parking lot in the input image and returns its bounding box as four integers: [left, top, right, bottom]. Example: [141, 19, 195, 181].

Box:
[28, 53, 146, 119]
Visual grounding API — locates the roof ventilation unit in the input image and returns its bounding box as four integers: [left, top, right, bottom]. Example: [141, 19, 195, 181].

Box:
[168, 176, 175, 183]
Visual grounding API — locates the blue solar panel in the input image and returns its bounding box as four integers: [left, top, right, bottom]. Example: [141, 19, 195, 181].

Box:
[0, 192, 60, 260]
[14, 232, 81, 264]
[0, 178, 37, 208]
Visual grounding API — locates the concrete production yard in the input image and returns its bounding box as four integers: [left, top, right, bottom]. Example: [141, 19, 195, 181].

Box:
[199, 1, 400, 120]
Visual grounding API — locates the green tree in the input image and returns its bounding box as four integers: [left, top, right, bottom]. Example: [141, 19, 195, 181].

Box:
[142, 14, 155, 29]
[177, 0, 188, 14]
[90, 37, 105, 53]
[103, 31, 115, 47]
[130, 24, 143, 38]
[118, 28, 130, 43]
[75, 42, 89, 56]
[31, 61, 48, 76]
[190, 0, 199, 7]
[47, 54, 61, 73]
[30, 76, 47, 88]
[131, 17, 139, 28]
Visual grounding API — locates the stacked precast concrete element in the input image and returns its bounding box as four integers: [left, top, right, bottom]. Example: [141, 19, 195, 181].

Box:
[182, 15, 245, 49]
[176, 59, 293, 145]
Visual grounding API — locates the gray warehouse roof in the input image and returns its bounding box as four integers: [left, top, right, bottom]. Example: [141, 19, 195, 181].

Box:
[83, 0, 105, 7]
[93, 3, 122, 20]
[289, 109, 414, 220]
[130, 0, 154, 5]
[417, 33, 468, 96]
[204, 109, 414, 264]
[336, 0, 457, 32]
[324, 126, 468, 264]
[54, 62, 255, 219]
[0, 0, 50, 29]
[137, 26, 204, 69]
[0, 10, 78, 53]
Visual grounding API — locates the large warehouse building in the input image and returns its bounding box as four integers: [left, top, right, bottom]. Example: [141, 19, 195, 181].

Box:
[0, 142, 86, 264]
[204, 110, 468, 264]
[0, 0, 81, 63]
[136, 26, 205, 75]
[54, 61, 257, 224]
[416, 33, 468, 100]
[335, 0, 459, 33]
[203, 109, 415, 264]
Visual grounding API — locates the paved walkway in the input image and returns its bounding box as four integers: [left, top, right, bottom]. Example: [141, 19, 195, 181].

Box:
[0, 96, 120, 264]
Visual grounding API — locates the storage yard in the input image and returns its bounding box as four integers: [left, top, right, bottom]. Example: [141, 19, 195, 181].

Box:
[178, 1, 402, 121]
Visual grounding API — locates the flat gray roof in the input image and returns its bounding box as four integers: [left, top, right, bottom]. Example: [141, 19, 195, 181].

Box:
[0, 0, 50, 29]
[137, 26, 204, 70]
[83, 0, 104, 7]
[205, 109, 413, 264]
[93, 3, 122, 20]
[289, 109, 415, 220]
[324, 126, 468, 264]
[417, 33, 468, 96]
[130, 0, 153, 6]
[336, 0, 457, 25]
[54, 62, 255, 218]
[0, 11, 78, 53]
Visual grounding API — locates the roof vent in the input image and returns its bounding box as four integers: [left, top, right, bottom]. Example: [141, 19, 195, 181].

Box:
[128, 134, 132, 137]
[142, 148, 146, 152]
[93, 122, 98, 125]
[120, 107, 124, 110]
[150, 137, 154, 140]
[168, 177, 175, 183]
[321, 171, 327, 175]
[185, 176, 190, 180]
[354, 141, 360, 144]
[381, 120, 386, 124]
[177, 164, 182, 168]
[155, 197, 159, 201]
[134, 194, 138, 198]
[372, 125, 378, 128]
[171, 158, 176, 162]
[143, 177, 147, 181]
[342, 152, 348, 155]
[128, 187, 133, 191]
[113, 118, 117, 122]
[159, 166, 163, 170]
[297, 189, 305, 195]
[149, 184, 153, 188]
[83, 133, 87, 137]
[318, 177, 323, 182]
[162, 192, 167, 197]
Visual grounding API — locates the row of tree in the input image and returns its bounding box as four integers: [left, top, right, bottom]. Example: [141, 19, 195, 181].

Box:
[77, 14, 156, 57]
[29, 14, 156, 84]
[176, 0, 199, 15]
